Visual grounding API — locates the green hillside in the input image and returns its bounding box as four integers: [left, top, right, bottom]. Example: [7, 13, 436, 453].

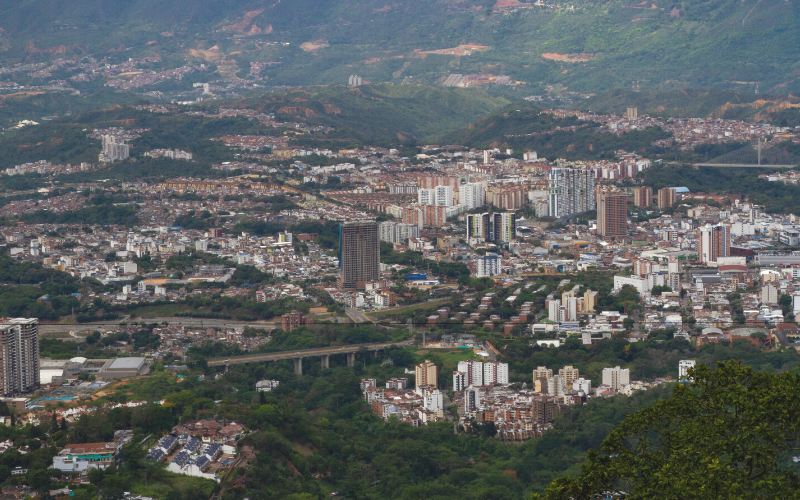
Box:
[226, 84, 514, 143]
[449, 107, 670, 159]
[577, 88, 800, 121]
[1, 0, 799, 93]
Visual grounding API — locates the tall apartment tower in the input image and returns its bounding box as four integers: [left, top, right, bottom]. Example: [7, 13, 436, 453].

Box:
[461, 182, 485, 209]
[602, 366, 630, 390]
[597, 190, 628, 238]
[699, 224, 730, 264]
[533, 366, 553, 389]
[626, 107, 638, 120]
[418, 188, 436, 205]
[464, 386, 481, 412]
[0, 318, 40, 396]
[453, 371, 467, 392]
[339, 221, 379, 289]
[457, 360, 483, 387]
[483, 361, 509, 386]
[101, 135, 130, 162]
[466, 213, 490, 240]
[548, 168, 596, 218]
[633, 186, 652, 207]
[415, 360, 439, 388]
[558, 365, 580, 386]
[434, 185, 454, 207]
[492, 212, 516, 242]
[657, 187, 677, 209]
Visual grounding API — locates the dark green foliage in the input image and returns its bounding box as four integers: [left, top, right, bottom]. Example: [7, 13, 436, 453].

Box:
[498, 334, 799, 385]
[14, 194, 140, 227]
[641, 164, 800, 215]
[547, 361, 800, 499]
[172, 210, 216, 231]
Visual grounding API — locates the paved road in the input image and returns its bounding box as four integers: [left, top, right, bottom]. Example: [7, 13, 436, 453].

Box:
[207, 340, 412, 366]
[345, 308, 373, 324]
[39, 316, 281, 334]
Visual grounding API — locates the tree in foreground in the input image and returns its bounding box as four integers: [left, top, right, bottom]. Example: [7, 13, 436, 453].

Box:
[545, 361, 800, 500]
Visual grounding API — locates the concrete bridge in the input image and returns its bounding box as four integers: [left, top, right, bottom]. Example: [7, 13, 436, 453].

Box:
[207, 340, 412, 375]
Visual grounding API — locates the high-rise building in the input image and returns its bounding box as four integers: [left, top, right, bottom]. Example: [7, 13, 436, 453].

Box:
[466, 213, 490, 240]
[548, 168, 596, 218]
[464, 386, 481, 412]
[457, 360, 483, 387]
[633, 186, 652, 207]
[483, 361, 508, 386]
[378, 221, 419, 244]
[602, 366, 630, 390]
[584, 290, 599, 312]
[453, 371, 466, 392]
[475, 253, 501, 277]
[678, 360, 696, 381]
[699, 224, 730, 264]
[761, 283, 778, 304]
[532, 395, 561, 423]
[461, 182, 485, 209]
[415, 359, 439, 388]
[492, 212, 516, 242]
[0, 318, 40, 396]
[418, 188, 436, 205]
[558, 365, 580, 386]
[626, 107, 638, 120]
[434, 185, 454, 207]
[339, 221, 379, 289]
[597, 190, 628, 238]
[547, 376, 567, 397]
[657, 187, 677, 209]
[573, 378, 592, 393]
[533, 366, 552, 388]
[101, 136, 130, 162]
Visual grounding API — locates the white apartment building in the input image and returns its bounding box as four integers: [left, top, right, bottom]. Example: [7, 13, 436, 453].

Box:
[435, 185, 454, 207]
[461, 182, 485, 209]
[453, 371, 466, 392]
[573, 378, 592, 393]
[457, 360, 483, 387]
[475, 254, 501, 277]
[418, 188, 435, 205]
[378, 221, 419, 244]
[464, 386, 481, 412]
[602, 366, 630, 390]
[678, 360, 696, 381]
[547, 375, 567, 397]
[423, 389, 444, 412]
[483, 361, 508, 386]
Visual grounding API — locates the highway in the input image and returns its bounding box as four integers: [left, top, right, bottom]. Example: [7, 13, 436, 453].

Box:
[207, 340, 412, 367]
[345, 308, 373, 324]
[39, 317, 281, 335]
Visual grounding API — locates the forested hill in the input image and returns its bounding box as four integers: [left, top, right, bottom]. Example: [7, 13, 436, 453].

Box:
[1, 0, 799, 92]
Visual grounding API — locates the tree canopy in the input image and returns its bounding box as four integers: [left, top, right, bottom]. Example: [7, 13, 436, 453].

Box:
[546, 361, 800, 500]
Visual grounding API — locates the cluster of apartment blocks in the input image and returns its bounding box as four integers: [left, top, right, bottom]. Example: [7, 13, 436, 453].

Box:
[546, 288, 599, 322]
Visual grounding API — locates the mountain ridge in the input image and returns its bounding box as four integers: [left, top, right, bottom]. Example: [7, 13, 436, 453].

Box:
[0, 0, 799, 93]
